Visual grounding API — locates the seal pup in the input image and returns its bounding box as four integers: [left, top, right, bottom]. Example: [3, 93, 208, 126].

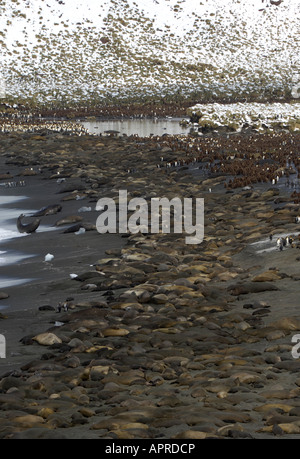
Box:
[17, 214, 41, 234]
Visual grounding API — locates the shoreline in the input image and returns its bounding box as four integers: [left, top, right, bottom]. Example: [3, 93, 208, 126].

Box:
[0, 129, 300, 439]
[0, 155, 125, 375]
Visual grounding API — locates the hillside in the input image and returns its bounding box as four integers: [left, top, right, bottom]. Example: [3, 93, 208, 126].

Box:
[0, 0, 299, 109]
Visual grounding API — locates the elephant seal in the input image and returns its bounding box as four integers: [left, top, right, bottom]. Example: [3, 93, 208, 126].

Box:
[17, 214, 41, 234]
[31, 204, 62, 217]
[63, 222, 96, 233]
[55, 215, 83, 226]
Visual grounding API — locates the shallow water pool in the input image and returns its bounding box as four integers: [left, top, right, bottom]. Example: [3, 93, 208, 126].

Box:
[82, 117, 190, 137]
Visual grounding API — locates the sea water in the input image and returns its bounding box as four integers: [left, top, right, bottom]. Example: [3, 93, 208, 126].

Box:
[0, 194, 63, 294]
[0, 196, 33, 291]
[0, 195, 59, 247]
[0, 196, 28, 246]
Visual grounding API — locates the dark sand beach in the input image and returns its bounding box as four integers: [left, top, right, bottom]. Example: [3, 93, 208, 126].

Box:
[0, 128, 300, 439]
[0, 153, 125, 376]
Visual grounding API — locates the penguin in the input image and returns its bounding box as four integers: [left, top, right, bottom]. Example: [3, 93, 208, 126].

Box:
[277, 237, 284, 251]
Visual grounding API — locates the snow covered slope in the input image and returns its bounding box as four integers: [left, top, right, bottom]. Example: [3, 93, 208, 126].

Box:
[0, 0, 299, 107]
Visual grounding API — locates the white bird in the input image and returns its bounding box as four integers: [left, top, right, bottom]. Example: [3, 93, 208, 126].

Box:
[44, 253, 54, 262]
[69, 273, 78, 279]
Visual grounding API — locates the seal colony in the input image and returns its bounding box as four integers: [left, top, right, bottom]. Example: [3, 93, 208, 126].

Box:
[0, 125, 300, 439]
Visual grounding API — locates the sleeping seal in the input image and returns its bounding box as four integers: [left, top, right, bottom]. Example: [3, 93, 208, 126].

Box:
[31, 204, 62, 217]
[55, 215, 83, 226]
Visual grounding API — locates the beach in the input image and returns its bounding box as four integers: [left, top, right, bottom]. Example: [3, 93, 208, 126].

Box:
[0, 128, 300, 439]
[0, 147, 124, 376]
